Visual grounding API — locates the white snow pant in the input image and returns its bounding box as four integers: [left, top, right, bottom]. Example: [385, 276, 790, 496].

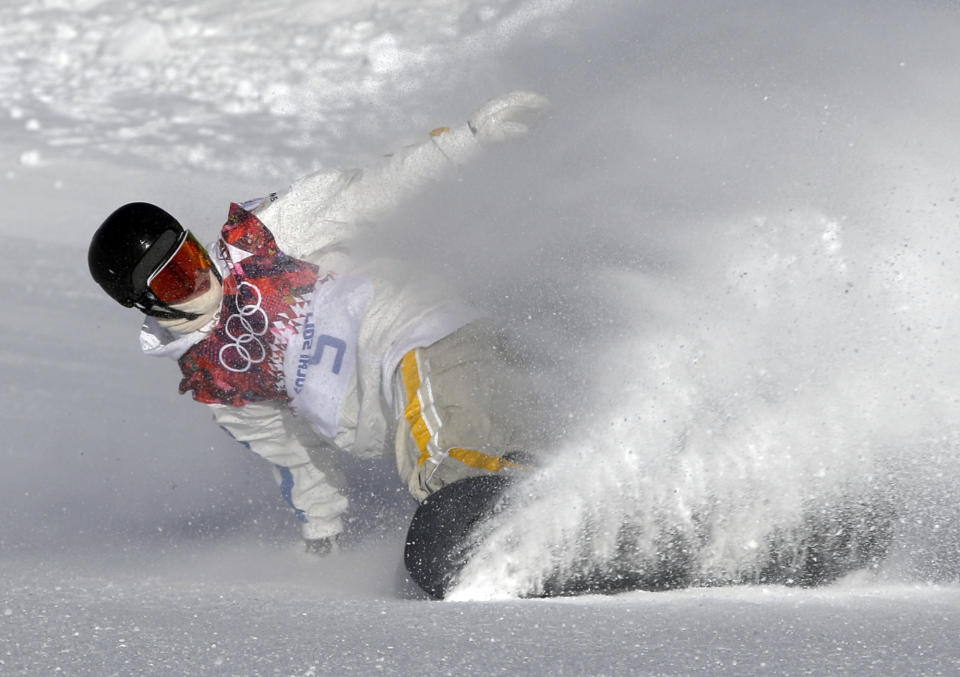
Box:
[393, 323, 534, 502]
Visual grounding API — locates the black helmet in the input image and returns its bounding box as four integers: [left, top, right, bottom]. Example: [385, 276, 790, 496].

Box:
[88, 202, 199, 319]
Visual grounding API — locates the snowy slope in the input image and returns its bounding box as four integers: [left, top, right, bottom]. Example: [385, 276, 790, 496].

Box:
[2, 0, 960, 674]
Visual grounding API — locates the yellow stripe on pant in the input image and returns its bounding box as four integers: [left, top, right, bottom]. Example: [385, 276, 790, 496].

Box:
[401, 349, 435, 467]
[400, 348, 516, 472]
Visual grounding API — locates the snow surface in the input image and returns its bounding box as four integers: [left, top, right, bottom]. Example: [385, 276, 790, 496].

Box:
[3, 0, 960, 674]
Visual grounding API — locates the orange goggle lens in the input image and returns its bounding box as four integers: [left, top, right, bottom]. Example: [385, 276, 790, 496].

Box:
[147, 232, 213, 305]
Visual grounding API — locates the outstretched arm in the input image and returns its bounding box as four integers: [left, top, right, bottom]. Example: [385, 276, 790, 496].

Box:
[330, 91, 551, 219]
[257, 92, 550, 259]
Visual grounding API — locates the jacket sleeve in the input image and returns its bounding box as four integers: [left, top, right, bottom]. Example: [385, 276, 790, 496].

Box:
[323, 124, 483, 223]
[208, 401, 349, 540]
[254, 124, 484, 260]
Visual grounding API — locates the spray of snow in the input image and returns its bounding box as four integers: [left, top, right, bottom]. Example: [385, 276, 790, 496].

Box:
[345, 0, 960, 598]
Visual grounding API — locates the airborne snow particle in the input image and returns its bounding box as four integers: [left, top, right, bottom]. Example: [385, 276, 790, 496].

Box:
[19, 150, 41, 166]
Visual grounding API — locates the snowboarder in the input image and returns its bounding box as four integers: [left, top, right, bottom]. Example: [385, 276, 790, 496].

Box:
[87, 92, 548, 568]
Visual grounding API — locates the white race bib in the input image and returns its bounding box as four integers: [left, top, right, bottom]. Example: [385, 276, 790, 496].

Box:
[285, 275, 373, 438]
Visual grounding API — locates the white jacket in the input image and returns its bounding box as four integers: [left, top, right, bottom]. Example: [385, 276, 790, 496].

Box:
[141, 123, 489, 540]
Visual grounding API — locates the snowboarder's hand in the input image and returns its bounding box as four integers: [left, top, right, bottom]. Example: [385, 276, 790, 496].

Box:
[304, 535, 340, 557]
[468, 91, 550, 145]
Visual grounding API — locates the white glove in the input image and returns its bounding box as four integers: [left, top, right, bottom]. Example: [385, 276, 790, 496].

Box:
[304, 535, 340, 557]
[468, 91, 551, 145]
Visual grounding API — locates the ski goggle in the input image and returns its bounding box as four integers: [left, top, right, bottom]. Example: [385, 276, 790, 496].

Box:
[145, 231, 214, 305]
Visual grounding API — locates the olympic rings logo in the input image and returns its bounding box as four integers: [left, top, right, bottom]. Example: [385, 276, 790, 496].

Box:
[219, 281, 269, 373]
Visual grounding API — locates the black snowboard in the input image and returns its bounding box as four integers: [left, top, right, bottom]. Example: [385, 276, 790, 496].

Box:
[404, 476, 895, 599]
[404, 475, 510, 600]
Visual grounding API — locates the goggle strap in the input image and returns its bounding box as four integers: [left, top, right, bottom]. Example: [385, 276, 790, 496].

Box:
[134, 293, 202, 321]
